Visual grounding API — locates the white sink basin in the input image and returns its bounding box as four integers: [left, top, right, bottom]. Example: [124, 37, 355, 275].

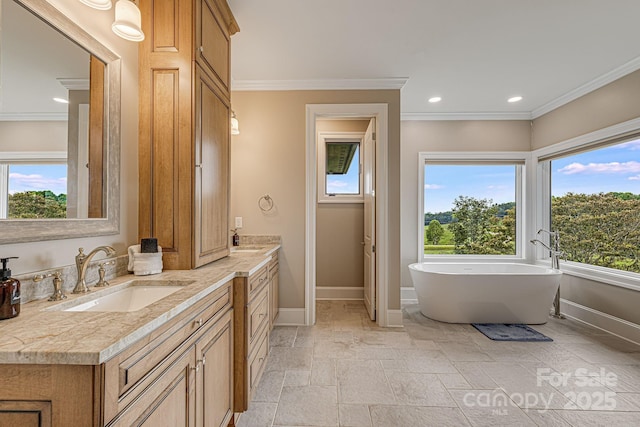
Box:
[48, 280, 193, 313]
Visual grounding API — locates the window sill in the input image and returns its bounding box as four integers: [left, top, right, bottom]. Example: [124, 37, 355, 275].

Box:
[534, 260, 640, 292]
[422, 255, 525, 263]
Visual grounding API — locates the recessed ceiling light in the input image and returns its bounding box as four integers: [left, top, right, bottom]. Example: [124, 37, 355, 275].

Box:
[428, 96, 442, 103]
[53, 97, 69, 104]
[508, 96, 523, 103]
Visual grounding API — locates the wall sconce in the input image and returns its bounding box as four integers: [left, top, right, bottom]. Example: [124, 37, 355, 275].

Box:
[231, 111, 240, 135]
[80, 0, 145, 42]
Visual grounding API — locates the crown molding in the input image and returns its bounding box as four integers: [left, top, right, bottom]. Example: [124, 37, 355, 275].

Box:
[231, 78, 408, 91]
[0, 112, 68, 121]
[57, 78, 90, 91]
[532, 55, 640, 119]
[402, 112, 532, 121]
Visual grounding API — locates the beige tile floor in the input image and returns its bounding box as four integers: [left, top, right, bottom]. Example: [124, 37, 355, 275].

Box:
[237, 301, 640, 427]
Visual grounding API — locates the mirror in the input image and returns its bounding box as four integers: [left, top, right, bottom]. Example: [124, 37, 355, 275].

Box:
[0, 0, 120, 243]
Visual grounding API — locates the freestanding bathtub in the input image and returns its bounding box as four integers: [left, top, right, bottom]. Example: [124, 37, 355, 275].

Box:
[408, 263, 562, 324]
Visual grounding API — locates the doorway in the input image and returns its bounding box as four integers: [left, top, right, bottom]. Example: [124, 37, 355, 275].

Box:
[305, 104, 389, 327]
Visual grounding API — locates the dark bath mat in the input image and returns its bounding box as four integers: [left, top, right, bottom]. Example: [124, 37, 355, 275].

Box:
[472, 323, 553, 342]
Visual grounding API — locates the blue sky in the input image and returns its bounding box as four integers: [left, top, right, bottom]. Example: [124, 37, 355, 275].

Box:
[8, 164, 67, 195]
[326, 146, 360, 194]
[424, 138, 640, 213]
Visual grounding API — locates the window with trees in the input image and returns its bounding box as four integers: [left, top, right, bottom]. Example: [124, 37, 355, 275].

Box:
[419, 154, 525, 258]
[542, 137, 640, 274]
[0, 163, 67, 219]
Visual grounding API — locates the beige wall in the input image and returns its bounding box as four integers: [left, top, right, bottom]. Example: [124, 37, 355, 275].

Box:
[316, 120, 368, 290]
[532, 69, 640, 149]
[532, 69, 640, 325]
[0, 121, 67, 152]
[3, 1, 139, 274]
[400, 120, 531, 289]
[230, 90, 401, 309]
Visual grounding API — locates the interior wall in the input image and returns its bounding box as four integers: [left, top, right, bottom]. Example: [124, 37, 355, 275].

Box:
[0, 121, 67, 152]
[315, 119, 368, 291]
[1, 1, 139, 274]
[399, 120, 532, 289]
[230, 90, 401, 310]
[532, 68, 640, 326]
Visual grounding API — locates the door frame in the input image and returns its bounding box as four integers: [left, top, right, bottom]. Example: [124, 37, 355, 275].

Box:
[305, 103, 389, 326]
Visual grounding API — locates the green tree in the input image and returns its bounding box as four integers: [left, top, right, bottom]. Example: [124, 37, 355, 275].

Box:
[425, 219, 445, 245]
[552, 192, 640, 272]
[449, 196, 515, 255]
[8, 191, 67, 219]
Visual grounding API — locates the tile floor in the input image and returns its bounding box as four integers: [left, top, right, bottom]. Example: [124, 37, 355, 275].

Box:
[237, 301, 640, 426]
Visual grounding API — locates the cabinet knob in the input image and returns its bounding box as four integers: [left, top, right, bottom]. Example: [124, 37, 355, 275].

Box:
[194, 318, 204, 328]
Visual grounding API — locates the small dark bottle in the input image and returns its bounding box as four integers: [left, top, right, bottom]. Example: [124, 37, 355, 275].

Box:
[0, 257, 20, 320]
[232, 229, 240, 247]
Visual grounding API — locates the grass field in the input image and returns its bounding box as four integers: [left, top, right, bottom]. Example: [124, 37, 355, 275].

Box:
[424, 223, 455, 254]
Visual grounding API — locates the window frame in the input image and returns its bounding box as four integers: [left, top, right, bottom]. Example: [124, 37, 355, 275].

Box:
[418, 151, 529, 262]
[317, 131, 364, 203]
[533, 117, 640, 292]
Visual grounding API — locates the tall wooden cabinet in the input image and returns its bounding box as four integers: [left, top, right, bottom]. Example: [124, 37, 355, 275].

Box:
[139, 0, 239, 269]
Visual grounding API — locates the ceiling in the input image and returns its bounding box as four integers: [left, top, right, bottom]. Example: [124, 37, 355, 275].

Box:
[228, 0, 640, 119]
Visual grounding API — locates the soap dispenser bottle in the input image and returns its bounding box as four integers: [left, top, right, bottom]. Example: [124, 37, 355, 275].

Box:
[231, 229, 240, 247]
[0, 257, 20, 320]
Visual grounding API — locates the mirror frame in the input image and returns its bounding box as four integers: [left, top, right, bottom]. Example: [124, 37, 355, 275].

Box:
[0, 0, 121, 244]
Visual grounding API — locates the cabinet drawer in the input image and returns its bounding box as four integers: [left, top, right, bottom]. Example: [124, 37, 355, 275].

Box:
[247, 286, 269, 346]
[248, 265, 269, 297]
[248, 325, 269, 400]
[103, 281, 232, 422]
[268, 252, 278, 270]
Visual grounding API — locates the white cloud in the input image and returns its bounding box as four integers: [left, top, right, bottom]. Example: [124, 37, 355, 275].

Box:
[557, 161, 640, 175]
[9, 173, 67, 191]
[629, 175, 640, 181]
[617, 140, 640, 151]
[327, 180, 349, 188]
[487, 185, 508, 190]
[424, 184, 444, 190]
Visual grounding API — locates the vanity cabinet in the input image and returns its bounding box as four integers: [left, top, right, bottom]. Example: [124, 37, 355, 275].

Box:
[233, 265, 270, 412]
[138, 0, 238, 270]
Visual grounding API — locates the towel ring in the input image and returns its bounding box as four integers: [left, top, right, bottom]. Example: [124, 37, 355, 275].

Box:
[258, 194, 274, 212]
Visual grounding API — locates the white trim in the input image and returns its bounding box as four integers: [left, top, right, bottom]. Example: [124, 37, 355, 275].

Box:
[316, 286, 364, 300]
[402, 112, 532, 121]
[386, 310, 404, 327]
[401, 286, 418, 305]
[57, 78, 90, 91]
[0, 113, 67, 121]
[0, 152, 67, 161]
[317, 131, 365, 204]
[560, 299, 640, 346]
[418, 151, 530, 262]
[274, 308, 306, 326]
[532, 55, 640, 119]
[233, 78, 408, 91]
[306, 103, 390, 327]
[0, 165, 8, 219]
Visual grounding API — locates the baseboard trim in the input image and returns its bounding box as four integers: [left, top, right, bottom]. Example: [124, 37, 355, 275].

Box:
[316, 286, 364, 300]
[274, 308, 306, 326]
[560, 299, 640, 346]
[386, 309, 404, 327]
[401, 286, 418, 306]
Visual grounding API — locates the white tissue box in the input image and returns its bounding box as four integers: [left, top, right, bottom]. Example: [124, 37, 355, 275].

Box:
[128, 244, 163, 275]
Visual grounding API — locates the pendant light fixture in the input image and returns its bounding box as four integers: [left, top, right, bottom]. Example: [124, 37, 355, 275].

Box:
[231, 111, 240, 135]
[79, 0, 112, 10]
[112, 0, 145, 42]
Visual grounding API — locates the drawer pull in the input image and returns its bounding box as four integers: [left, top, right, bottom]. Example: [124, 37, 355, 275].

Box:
[194, 318, 204, 328]
[192, 364, 200, 373]
[201, 356, 206, 366]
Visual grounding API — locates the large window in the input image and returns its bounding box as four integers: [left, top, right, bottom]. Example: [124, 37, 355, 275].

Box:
[545, 137, 640, 274]
[420, 154, 525, 258]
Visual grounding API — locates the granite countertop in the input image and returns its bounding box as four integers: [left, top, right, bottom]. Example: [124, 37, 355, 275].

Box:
[0, 244, 280, 366]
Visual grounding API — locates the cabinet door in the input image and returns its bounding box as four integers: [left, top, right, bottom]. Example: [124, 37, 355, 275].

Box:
[194, 66, 230, 267]
[0, 401, 51, 427]
[107, 349, 196, 427]
[195, 310, 234, 427]
[195, 0, 230, 94]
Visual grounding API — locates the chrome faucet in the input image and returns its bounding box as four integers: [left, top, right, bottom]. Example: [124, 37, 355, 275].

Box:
[530, 229, 562, 269]
[530, 229, 565, 319]
[73, 246, 116, 293]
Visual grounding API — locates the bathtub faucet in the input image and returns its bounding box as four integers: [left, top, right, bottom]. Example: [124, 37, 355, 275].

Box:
[530, 229, 565, 319]
[530, 229, 562, 270]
